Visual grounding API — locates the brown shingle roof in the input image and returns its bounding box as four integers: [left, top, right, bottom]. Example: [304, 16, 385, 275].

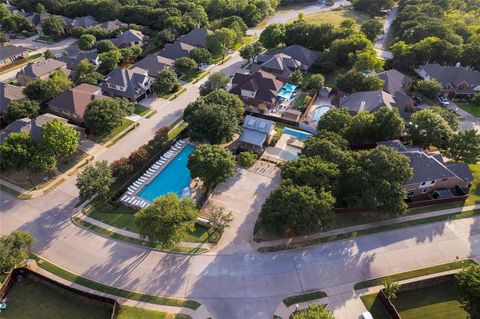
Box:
[231, 71, 283, 104]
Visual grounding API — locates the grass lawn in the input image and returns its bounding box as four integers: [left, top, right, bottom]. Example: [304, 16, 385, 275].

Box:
[32, 255, 201, 309]
[87, 202, 216, 243]
[232, 35, 258, 50]
[89, 118, 134, 144]
[133, 104, 151, 117]
[393, 279, 468, 319]
[293, 9, 371, 29]
[180, 69, 206, 83]
[4, 276, 113, 319]
[292, 92, 309, 109]
[117, 306, 191, 319]
[57, 150, 88, 173]
[466, 163, 480, 205]
[324, 67, 349, 89]
[36, 35, 64, 43]
[457, 102, 480, 117]
[283, 290, 327, 307]
[354, 259, 476, 290]
[360, 293, 391, 319]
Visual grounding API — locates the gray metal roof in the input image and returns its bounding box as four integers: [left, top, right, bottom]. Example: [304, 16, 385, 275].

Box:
[238, 115, 275, 146]
[238, 129, 268, 147]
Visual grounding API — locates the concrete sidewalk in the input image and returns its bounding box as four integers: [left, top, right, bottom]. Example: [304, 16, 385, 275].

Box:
[255, 204, 480, 249]
[75, 213, 214, 250]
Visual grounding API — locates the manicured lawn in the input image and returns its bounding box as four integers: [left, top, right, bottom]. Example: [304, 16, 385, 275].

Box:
[89, 118, 134, 144]
[4, 276, 113, 319]
[133, 104, 151, 117]
[180, 69, 206, 83]
[36, 35, 64, 43]
[466, 163, 480, 205]
[87, 202, 215, 243]
[32, 255, 201, 309]
[232, 35, 258, 50]
[354, 259, 476, 290]
[57, 150, 88, 173]
[393, 279, 468, 319]
[457, 102, 480, 117]
[360, 293, 391, 319]
[293, 9, 371, 29]
[283, 290, 327, 307]
[292, 92, 309, 109]
[117, 306, 191, 319]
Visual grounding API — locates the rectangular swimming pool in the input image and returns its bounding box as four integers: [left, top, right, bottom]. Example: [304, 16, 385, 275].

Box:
[138, 144, 195, 202]
[282, 127, 312, 141]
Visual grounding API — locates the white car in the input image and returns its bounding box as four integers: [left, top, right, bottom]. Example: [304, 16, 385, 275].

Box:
[360, 311, 374, 319]
[438, 96, 450, 107]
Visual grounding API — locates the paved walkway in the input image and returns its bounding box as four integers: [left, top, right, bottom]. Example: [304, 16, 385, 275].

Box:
[255, 204, 480, 249]
[75, 213, 214, 250]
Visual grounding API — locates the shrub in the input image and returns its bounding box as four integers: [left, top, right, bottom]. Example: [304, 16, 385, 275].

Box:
[238, 151, 257, 167]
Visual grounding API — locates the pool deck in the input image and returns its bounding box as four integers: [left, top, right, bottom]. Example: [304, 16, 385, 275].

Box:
[120, 141, 192, 208]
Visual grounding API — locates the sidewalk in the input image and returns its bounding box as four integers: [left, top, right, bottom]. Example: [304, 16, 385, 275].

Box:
[255, 204, 480, 249]
[75, 213, 214, 250]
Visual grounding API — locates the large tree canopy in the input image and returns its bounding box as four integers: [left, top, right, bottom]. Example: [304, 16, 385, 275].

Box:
[0, 231, 35, 273]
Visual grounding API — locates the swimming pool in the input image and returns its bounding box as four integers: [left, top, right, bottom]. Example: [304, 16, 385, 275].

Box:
[138, 145, 195, 201]
[282, 127, 312, 141]
[312, 106, 331, 121]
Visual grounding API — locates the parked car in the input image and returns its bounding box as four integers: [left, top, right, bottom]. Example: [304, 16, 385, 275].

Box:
[414, 96, 424, 105]
[360, 312, 374, 319]
[438, 96, 450, 107]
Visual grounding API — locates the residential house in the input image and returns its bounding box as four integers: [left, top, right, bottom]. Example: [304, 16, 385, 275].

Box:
[416, 63, 480, 99]
[377, 69, 415, 119]
[57, 51, 100, 70]
[339, 90, 396, 114]
[133, 54, 174, 78]
[230, 70, 283, 108]
[237, 115, 276, 153]
[378, 140, 473, 197]
[0, 113, 83, 143]
[0, 45, 28, 68]
[0, 82, 26, 115]
[252, 45, 321, 82]
[158, 41, 196, 60]
[111, 29, 149, 48]
[16, 58, 69, 86]
[25, 12, 51, 34]
[97, 19, 125, 32]
[177, 28, 210, 48]
[48, 84, 107, 123]
[102, 67, 152, 102]
[71, 16, 97, 28]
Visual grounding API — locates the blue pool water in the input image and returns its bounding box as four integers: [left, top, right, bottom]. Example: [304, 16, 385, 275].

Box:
[283, 83, 297, 91]
[312, 106, 331, 121]
[282, 127, 312, 141]
[138, 145, 195, 201]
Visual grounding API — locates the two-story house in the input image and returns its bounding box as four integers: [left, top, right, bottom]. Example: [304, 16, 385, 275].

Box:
[101, 67, 152, 102]
[230, 70, 283, 108]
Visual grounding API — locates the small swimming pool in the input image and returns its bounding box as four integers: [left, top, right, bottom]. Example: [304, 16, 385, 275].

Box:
[138, 145, 195, 201]
[282, 127, 312, 141]
[312, 106, 331, 121]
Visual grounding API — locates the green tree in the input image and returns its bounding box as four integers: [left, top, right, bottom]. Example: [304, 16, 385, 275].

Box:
[472, 94, 480, 107]
[205, 204, 234, 240]
[259, 23, 285, 48]
[174, 57, 198, 75]
[135, 194, 199, 248]
[95, 39, 117, 53]
[346, 111, 376, 145]
[206, 28, 236, 56]
[76, 160, 114, 200]
[408, 109, 454, 149]
[238, 151, 257, 167]
[336, 70, 384, 93]
[78, 34, 96, 50]
[462, 42, 480, 71]
[73, 59, 103, 85]
[187, 144, 236, 191]
[99, 50, 121, 72]
[189, 47, 212, 65]
[374, 107, 405, 141]
[49, 69, 73, 92]
[415, 79, 442, 99]
[282, 156, 339, 192]
[260, 181, 334, 235]
[239, 42, 264, 62]
[446, 129, 480, 164]
[430, 106, 460, 131]
[0, 132, 36, 171]
[354, 0, 395, 16]
[0, 32, 8, 44]
[34, 3, 46, 13]
[354, 49, 384, 72]
[23, 78, 61, 103]
[302, 136, 352, 168]
[116, 97, 135, 115]
[152, 69, 179, 96]
[317, 108, 353, 136]
[291, 304, 335, 319]
[40, 119, 79, 160]
[455, 264, 480, 318]
[0, 231, 35, 273]
[328, 33, 373, 66]
[42, 15, 66, 38]
[5, 99, 40, 123]
[361, 19, 384, 41]
[383, 279, 400, 300]
[304, 73, 325, 91]
[288, 70, 304, 86]
[199, 72, 230, 96]
[30, 148, 57, 172]
[84, 99, 124, 136]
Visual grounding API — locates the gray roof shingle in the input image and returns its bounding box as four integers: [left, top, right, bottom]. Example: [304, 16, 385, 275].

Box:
[419, 64, 480, 87]
[177, 28, 210, 48]
[158, 41, 196, 60]
[0, 45, 27, 60]
[133, 54, 174, 77]
[17, 58, 66, 79]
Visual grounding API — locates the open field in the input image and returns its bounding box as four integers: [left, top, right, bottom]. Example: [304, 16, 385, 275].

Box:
[291, 9, 371, 29]
[4, 276, 112, 319]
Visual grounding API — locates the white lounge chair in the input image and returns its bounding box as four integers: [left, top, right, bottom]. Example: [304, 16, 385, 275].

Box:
[127, 197, 136, 204]
[133, 182, 142, 187]
[141, 202, 148, 208]
[151, 164, 160, 169]
[147, 169, 155, 173]
[138, 178, 146, 183]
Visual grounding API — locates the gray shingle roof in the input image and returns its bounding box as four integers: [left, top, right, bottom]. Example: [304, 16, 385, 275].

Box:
[96, 20, 124, 32]
[177, 28, 210, 48]
[71, 16, 97, 27]
[446, 163, 474, 183]
[158, 41, 196, 60]
[17, 58, 66, 79]
[419, 64, 480, 87]
[231, 70, 283, 104]
[339, 90, 395, 113]
[0, 45, 27, 60]
[267, 45, 321, 67]
[0, 113, 68, 143]
[133, 54, 174, 77]
[112, 29, 147, 45]
[0, 83, 25, 114]
[377, 69, 412, 95]
[102, 67, 150, 99]
[48, 84, 105, 121]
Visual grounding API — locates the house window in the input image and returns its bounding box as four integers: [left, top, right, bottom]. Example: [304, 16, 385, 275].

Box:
[420, 182, 426, 186]
[422, 188, 428, 193]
